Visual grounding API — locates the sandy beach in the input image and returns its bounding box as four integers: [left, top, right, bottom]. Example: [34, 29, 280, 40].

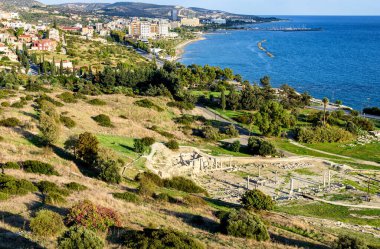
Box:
[173, 35, 206, 61]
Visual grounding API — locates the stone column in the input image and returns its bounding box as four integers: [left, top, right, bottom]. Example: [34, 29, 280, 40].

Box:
[275, 171, 278, 184]
[328, 170, 331, 188]
[289, 178, 294, 196]
[258, 166, 261, 177]
[323, 172, 326, 187]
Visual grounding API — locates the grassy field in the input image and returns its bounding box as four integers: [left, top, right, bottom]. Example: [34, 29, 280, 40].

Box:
[307, 142, 380, 163]
[96, 134, 138, 160]
[272, 139, 342, 160]
[276, 201, 380, 227]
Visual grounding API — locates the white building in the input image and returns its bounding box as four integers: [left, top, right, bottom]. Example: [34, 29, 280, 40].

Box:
[211, 18, 227, 25]
[49, 28, 60, 41]
[140, 22, 151, 39]
[4, 21, 26, 29]
[95, 23, 103, 31]
[158, 21, 169, 37]
[55, 60, 73, 69]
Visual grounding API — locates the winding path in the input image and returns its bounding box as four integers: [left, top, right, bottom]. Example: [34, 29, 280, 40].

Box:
[289, 140, 380, 167]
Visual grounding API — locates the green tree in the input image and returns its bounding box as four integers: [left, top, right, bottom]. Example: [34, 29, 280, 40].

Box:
[333, 235, 367, 249]
[322, 97, 329, 126]
[227, 90, 240, 110]
[51, 57, 56, 76]
[75, 132, 99, 164]
[253, 101, 295, 136]
[59, 59, 63, 75]
[39, 104, 60, 145]
[221, 88, 226, 111]
[247, 137, 277, 156]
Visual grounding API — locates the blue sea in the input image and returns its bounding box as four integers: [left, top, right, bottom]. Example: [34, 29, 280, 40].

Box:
[180, 16, 380, 110]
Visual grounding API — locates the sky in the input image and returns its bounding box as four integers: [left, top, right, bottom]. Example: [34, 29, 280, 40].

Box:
[39, 0, 380, 16]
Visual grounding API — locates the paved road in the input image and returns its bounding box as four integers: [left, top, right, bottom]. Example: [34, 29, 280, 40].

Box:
[308, 105, 380, 121]
[135, 48, 164, 68]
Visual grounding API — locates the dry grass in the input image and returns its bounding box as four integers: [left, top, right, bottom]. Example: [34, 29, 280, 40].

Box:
[0, 89, 324, 249]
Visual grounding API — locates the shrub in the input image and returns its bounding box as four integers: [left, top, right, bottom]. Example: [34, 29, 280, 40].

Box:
[21, 160, 59, 176]
[166, 139, 179, 150]
[0, 192, 9, 200]
[0, 174, 37, 196]
[95, 158, 121, 184]
[230, 140, 241, 152]
[123, 228, 204, 249]
[35, 94, 64, 107]
[0, 117, 21, 127]
[92, 114, 113, 127]
[113, 192, 140, 203]
[201, 126, 220, 141]
[295, 126, 354, 144]
[183, 195, 207, 207]
[1, 101, 10, 107]
[66, 200, 121, 232]
[240, 189, 274, 211]
[30, 210, 65, 237]
[87, 98, 106, 106]
[333, 235, 367, 249]
[65, 182, 87, 191]
[0, 162, 20, 169]
[135, 171, 164, 187]
[58, 226, 104, 249]
[36, 181, 70, 196]
[133, 137, 155, 153]
[225, 124, 239, 137]
[45, 192, 67, 205]
[174, 115, 206, 125]
[138, 178, 156, 197]
[167, 101, 195, 110]
[153, 193, 170, 202]
[11, 100, 27, 108]
[220, 209, 269, 241]
[60, 115, 76, 128]
[134, 99, 163, 112]
[57, 92, 77, 103]
[36, 181, 70, 205]
[247, 137, 277, 156]
[164, 177, 206, 194]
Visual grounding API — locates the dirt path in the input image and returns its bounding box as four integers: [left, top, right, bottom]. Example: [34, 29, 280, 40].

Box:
[289, 140, 380, 167]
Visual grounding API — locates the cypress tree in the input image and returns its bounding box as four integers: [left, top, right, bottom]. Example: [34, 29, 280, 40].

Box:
[221, 89, 226, 111]
[60, 59, 63, 75]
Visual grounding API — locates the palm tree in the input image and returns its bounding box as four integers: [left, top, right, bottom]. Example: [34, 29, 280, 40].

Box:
[322, 97, 329, 126]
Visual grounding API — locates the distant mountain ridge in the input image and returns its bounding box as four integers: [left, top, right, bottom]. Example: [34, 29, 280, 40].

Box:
[54, 1, 272, 20]
[0, 0, 44, 9]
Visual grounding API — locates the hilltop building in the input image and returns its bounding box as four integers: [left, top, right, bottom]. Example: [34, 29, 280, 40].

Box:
[180, 18, 201, 27]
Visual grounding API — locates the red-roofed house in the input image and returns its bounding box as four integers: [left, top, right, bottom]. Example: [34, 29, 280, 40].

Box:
[61, 26, 81, 32]
[18, 34, 32, 43]
[32, 39, 56, 51]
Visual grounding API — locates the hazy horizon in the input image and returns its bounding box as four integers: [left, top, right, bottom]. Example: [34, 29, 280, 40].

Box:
[39, 0, 380, 16]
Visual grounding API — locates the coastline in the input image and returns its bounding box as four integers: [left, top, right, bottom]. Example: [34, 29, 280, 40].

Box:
[174, 35, 206, 61]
